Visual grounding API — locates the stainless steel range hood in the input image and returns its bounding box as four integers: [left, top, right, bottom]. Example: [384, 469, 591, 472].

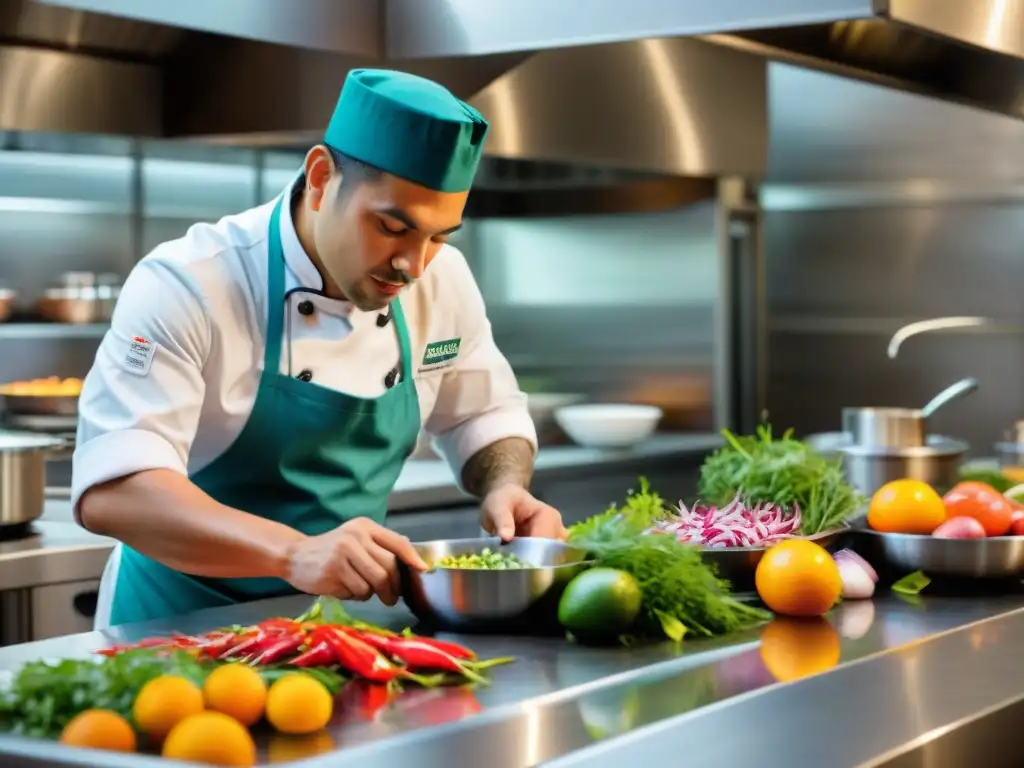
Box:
[9, 0, 1024, 177]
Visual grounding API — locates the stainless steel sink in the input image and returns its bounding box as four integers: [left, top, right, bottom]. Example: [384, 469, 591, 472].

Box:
[867, 695, 1024, 768]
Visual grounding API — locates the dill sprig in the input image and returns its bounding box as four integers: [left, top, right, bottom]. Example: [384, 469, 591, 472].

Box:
[698, 425, 863, 534]
[568, 479, 771, 641]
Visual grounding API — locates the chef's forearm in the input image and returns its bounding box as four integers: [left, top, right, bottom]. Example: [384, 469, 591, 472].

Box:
[78, 469, 304, 580]
[461, 436, 535, 498]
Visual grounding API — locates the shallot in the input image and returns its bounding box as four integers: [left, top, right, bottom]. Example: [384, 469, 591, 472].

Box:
[647, 495, 801, 548]
[833, 549, 878, 600]
[933, 517, 986, 539]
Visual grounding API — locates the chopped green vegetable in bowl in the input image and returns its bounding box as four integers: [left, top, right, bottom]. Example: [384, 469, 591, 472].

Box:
[698, 425, 863, 535]
[435, 547, 534, 570]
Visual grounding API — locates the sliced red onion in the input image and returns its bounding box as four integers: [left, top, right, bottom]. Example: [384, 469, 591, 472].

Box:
[645, 494, 804, 548]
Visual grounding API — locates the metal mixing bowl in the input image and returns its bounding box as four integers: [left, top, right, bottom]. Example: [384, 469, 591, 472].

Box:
[853, 528, 1024, 578]
[699, 528, 845, 591]
[400, 537, 593, 631]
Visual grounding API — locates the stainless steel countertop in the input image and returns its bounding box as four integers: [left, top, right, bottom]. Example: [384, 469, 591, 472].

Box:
[2, 589, 1024, 767]
[0, 433, 722, 589]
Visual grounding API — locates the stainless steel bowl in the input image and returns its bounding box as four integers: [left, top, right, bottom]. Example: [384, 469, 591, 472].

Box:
[854, 528, 1024, 578]
[400, 537, 593, 631]
[699, 528, 845, 591]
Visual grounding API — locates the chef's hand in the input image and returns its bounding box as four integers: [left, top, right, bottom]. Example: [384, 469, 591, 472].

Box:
[480, 484, 567, 542]
[285, 517, 428, 607]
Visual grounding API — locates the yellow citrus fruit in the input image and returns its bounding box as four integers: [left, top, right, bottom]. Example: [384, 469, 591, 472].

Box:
[867, 479, 946, 534]
[759, 617, 841, 683]
[59, 709, 137, 752]
[755, 539, 842, 618]
[161, 711, 256, 767]
[203, 663, 268, 727]
[267, 731, 337, 763]
[132, 675, 205, 740]
[265, 673, 333, 735]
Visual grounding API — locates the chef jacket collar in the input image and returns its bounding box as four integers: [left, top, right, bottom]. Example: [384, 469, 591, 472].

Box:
[278, 182, 354, 318]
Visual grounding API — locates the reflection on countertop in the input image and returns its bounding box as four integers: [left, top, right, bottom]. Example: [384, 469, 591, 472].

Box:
[1, 593, 1022, 768]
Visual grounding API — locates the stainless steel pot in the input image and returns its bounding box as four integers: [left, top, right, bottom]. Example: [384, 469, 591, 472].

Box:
[840, 437, 967, 497]
[0, 431, 67, 527]
[841, 378, 978, 449]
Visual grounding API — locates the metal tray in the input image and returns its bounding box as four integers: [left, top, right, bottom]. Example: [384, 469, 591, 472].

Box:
[852, 526, 1024, 579]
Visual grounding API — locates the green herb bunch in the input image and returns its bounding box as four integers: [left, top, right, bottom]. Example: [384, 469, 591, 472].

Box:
[698, 425, 863, 534]
[568, 479, 770, 641]
[0, 649, 207, 739]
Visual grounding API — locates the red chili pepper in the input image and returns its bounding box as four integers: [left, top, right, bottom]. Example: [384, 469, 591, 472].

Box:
[324, 627, 404, 683]
[290, 640, 337, 667]
[221, 630, 265, 660]
[198, 632, 246, 659]
[377, 631, 475, 661]
[367, 635, 485, 683]
[258, 618, 302, 634]
[95, 645, 129, 657]
[252, 631, 307, 665]
[135, 637, 173, 649]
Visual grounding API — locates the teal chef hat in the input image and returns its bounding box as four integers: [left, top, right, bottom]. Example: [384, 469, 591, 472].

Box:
[324, 69, 489, 193]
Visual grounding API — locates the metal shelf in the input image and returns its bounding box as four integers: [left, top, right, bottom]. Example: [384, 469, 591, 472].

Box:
[0, 324, 108, 339]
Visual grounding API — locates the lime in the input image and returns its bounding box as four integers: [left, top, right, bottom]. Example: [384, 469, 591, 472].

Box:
[558, 567, 642, 641]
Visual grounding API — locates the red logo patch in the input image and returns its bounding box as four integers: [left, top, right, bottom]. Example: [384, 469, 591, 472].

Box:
[133, 336, 150, 344]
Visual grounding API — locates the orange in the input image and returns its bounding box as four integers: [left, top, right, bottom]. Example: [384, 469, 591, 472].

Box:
[755, 539, 842, 618]
[203, 663, 268, 727]
[265, 673, 333, 735]
[132, 674, 205, 740]
[267, 731, 337, 763]
[867, 479, 946, 534]
[161, 711, 256, 767]
[59, 709, 137, 752]
[759, 617, 841, 682]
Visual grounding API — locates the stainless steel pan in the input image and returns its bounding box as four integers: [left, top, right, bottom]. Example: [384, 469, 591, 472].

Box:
[854, 527, 1024, 578]
[2, 394, 79, 417]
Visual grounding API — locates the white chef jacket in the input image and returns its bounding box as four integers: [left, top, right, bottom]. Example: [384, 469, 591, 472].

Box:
[71, 189, 537, 514]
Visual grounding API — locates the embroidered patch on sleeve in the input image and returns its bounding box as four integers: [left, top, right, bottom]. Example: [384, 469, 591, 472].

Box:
[120, 335, 157, 377]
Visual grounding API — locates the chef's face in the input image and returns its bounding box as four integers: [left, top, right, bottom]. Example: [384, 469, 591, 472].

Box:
[304, 146, 468, 312]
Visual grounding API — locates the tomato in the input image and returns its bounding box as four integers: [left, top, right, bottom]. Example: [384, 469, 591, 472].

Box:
[942, 482, 1014, 537]
[867, 480, 946, 534]
[1011, 509, 1024, 536]
[755, 540, 842, 618]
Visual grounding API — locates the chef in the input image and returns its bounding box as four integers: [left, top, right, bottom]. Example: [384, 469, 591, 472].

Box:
[72, 69, 565, 629]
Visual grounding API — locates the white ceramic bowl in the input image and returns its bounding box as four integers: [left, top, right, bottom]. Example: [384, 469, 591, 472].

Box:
[554, 403, 663, 449]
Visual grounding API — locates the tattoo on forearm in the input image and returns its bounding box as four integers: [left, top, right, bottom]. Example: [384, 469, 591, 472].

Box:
[461, 437, 535, 498]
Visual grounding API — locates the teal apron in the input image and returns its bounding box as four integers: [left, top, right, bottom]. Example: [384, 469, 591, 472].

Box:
[108, 197, 421, 626]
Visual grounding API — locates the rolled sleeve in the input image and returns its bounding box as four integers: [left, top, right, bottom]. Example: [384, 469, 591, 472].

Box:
[71, 257, 211, 513]
[423, 250, 537, 480]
